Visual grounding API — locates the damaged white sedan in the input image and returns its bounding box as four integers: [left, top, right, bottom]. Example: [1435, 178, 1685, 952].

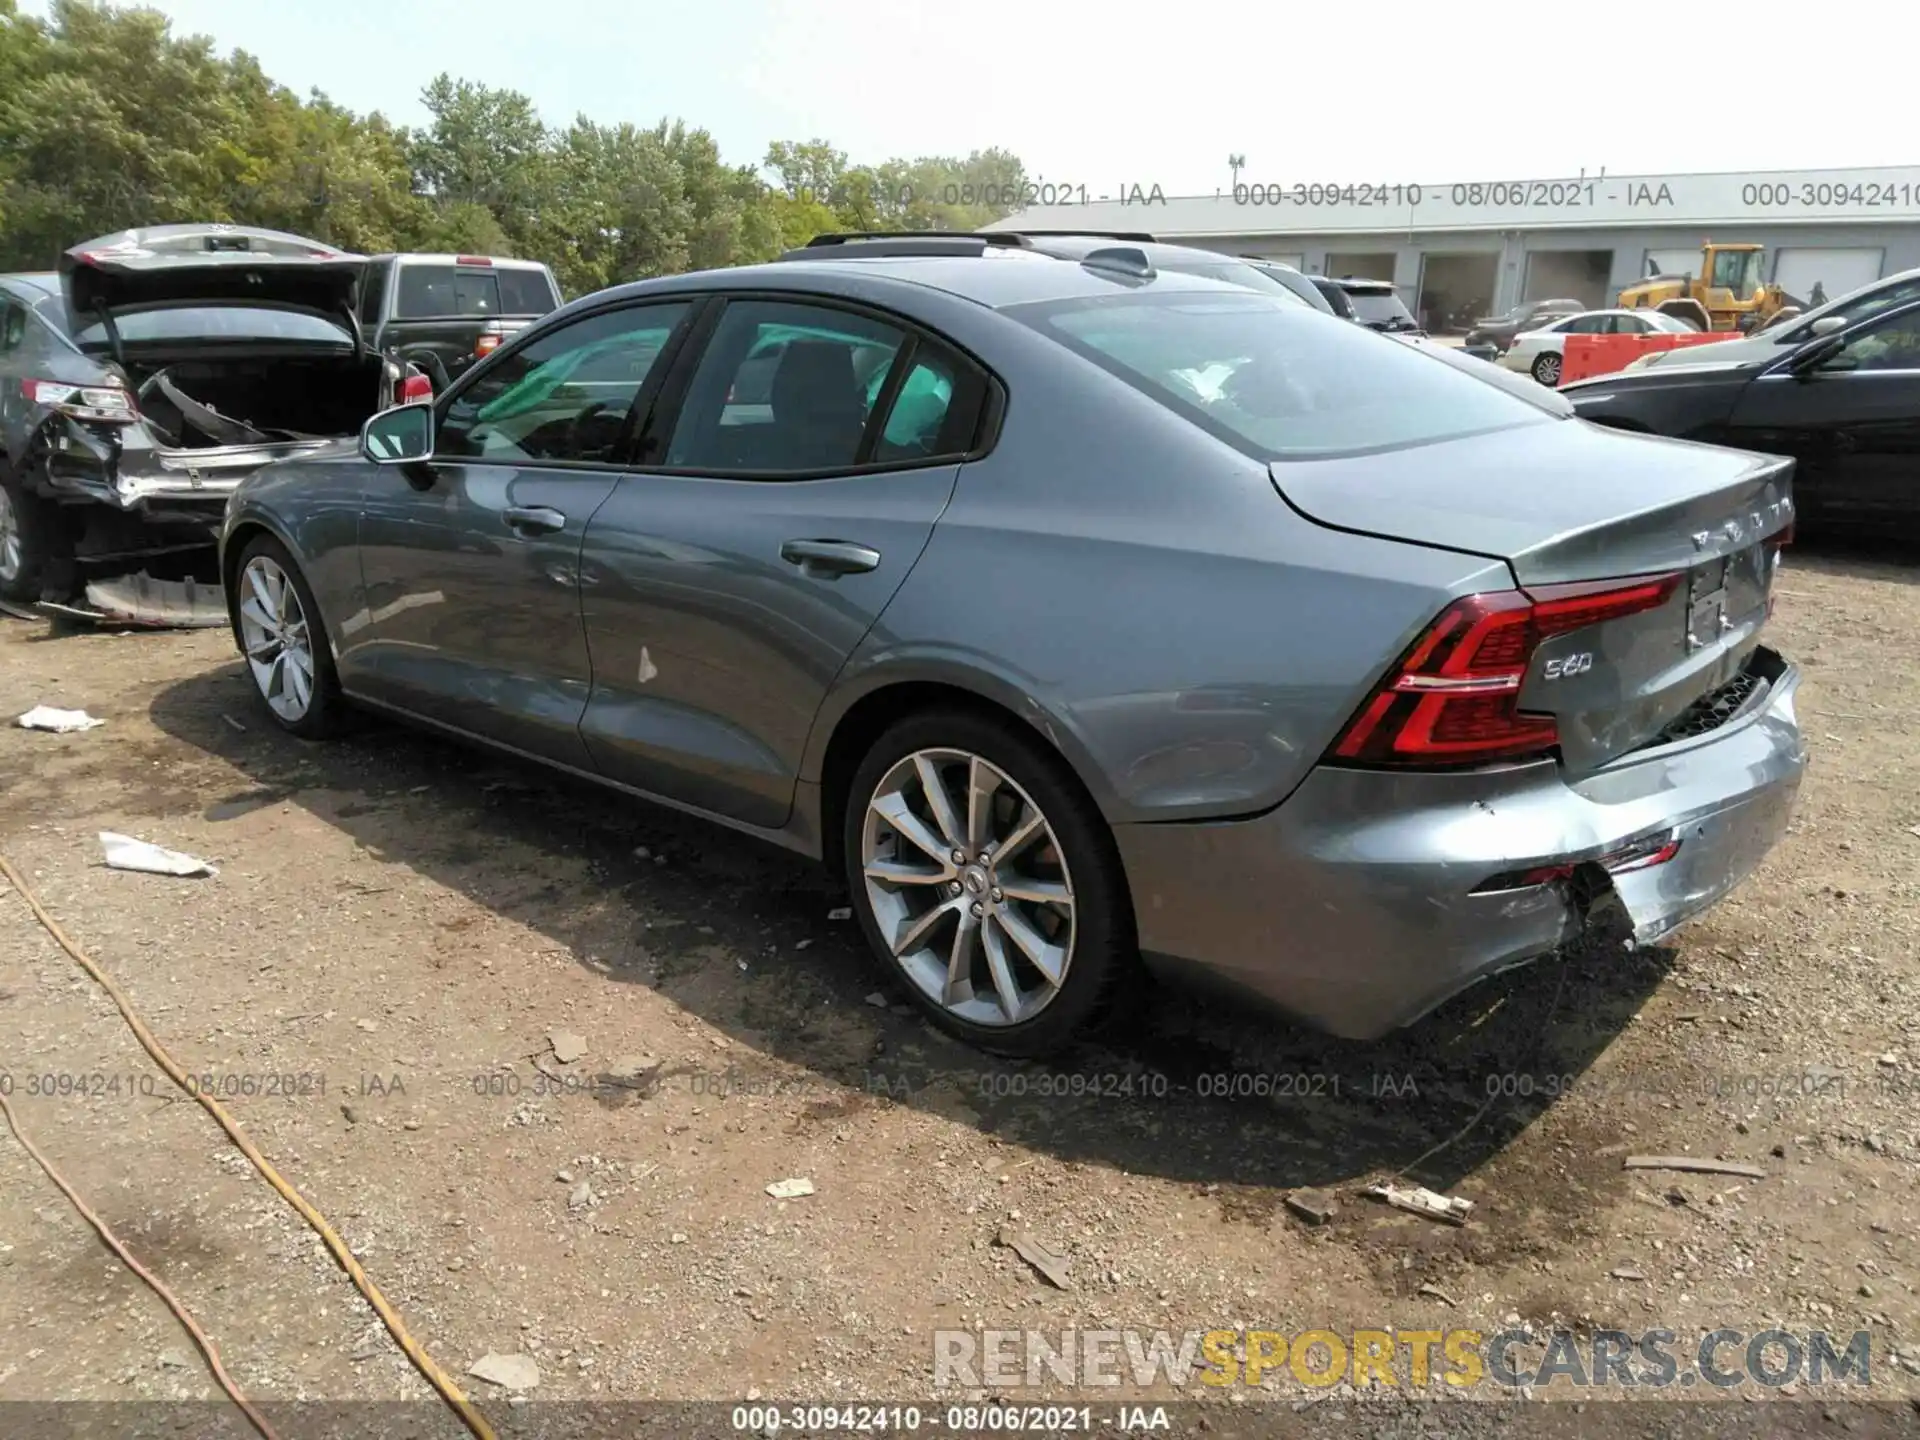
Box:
[0, 224, 425, 625]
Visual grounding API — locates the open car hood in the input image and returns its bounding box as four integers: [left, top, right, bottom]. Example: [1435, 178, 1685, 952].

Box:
[60, 225, 366, 322]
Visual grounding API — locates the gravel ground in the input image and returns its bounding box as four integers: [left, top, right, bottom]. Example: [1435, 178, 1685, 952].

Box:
[0, 543, 1917, 1440]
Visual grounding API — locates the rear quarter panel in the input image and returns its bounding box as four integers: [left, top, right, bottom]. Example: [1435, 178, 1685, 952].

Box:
[799, 297, 1511, 824]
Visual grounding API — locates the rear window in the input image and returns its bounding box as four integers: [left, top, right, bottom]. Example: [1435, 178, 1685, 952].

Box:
[1347, 289, 1416, 325]
[395, 264, 556, 319]
[72, 306, 351, 347]
[1017, 291, 1553, 460]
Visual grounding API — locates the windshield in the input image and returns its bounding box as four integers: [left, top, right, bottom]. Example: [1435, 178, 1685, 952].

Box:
[1348, 290, 1417, 327]
[71, 305, 352, 348]
[1016, 290, 1553, 460]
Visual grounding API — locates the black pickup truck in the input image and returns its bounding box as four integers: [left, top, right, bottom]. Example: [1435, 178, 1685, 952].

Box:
[357, 253, 563, 391]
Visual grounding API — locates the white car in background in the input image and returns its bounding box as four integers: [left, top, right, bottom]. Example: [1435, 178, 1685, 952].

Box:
[1499, 308, 1698, 387]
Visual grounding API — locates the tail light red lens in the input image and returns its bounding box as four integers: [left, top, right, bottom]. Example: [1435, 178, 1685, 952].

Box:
[474, 333, 501, 357]
[23, 377, 136, 422]
[455, 255, 494, 267]
[1330, 572, 1682, 768]
[399, 372, 433, 404]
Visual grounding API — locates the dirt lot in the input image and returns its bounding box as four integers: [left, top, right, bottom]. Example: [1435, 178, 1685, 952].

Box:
[1, 545, 1918, 1438]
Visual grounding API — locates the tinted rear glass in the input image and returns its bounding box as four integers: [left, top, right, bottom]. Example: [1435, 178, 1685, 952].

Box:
[1348, 290, 1415, 324]
[1017, 291, 1552, 460]
[72, 306, 351, 346]
[499, 267, 559, 314]
[393, 265, 548, 319]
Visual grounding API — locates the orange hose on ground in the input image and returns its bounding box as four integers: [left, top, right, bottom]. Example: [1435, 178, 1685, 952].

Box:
[0, 853, 497, 1440]
[0, 1086, 281, 1440]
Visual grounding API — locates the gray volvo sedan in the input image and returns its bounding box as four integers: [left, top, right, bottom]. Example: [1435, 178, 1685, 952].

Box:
[219, 232, 1806, 1057]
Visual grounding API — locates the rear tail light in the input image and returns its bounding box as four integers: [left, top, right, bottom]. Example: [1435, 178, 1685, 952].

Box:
[474, 333, 502, 357]
[455, 255, 494, 267]
[399, 372, 433, 404]
[1329, 572, 1682, 768]
[23, 378, 137, 423]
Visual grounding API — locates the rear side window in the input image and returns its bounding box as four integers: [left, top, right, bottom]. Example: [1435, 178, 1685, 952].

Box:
[661, 299, 985, 475]
[1018, 291, 1551, 460]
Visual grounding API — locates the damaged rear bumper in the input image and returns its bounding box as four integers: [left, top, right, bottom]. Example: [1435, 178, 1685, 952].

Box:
[48, 419, 332, 517]
[1114, 647, 1806, 1040]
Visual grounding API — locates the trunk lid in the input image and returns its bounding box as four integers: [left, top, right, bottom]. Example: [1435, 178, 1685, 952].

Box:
[61, 225, 367, 323]
[1275, 421, 1795, 772]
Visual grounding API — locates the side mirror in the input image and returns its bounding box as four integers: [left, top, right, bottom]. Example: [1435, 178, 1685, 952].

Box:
[360, 402, 434, 465]
[1808, 315, 1847, 337]
[1787, 334, 1845, 377]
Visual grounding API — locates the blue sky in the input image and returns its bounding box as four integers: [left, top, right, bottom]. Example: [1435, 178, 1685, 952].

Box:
[23, 0, 1914, 191]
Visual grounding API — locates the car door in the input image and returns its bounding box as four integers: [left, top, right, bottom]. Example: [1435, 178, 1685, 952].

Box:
[350, 297, 699, 766]
[1724, 300, 1920, 533]
[575, 294, 989, 828]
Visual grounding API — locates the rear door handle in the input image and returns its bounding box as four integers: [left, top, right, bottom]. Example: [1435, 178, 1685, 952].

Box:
[780, 539, 881, 578]
[504, 505, 566, 536]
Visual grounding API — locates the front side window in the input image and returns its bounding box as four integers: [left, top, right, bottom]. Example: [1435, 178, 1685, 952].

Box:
[1817, 306, 1920, 373]
[664, 301, 907, 473]
[436, 301, 692, 464]
[1019, 290, 1551, 460]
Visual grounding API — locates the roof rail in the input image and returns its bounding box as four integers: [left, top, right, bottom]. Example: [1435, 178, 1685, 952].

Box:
[802, 231, 1032, 249]
[993, 230, 1159, 242]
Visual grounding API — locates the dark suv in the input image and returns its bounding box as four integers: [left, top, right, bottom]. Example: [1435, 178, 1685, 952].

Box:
[358, 253, 563, 391]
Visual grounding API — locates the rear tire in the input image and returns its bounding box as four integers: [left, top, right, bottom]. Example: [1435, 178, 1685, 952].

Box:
[842, 709, 1136, 1058]
[1532, 351, 1562, 386]
[233, 534, 345, 740]
[0, 472, 56, 603]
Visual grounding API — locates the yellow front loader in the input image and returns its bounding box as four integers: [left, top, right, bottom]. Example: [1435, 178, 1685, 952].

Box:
[1618, 242, 1794, 333]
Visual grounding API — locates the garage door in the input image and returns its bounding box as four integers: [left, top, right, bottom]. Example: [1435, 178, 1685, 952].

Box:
[1773, 248, 1883, 305]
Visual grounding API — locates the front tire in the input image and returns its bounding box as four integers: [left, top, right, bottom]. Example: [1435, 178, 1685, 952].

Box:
[1532, 351, 1562, 386]
[233, 534, 344, 739]
[843, 709, 1136, 1058]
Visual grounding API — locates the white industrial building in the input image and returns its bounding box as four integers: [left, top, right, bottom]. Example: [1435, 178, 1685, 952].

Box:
[987, 165, 1920, 329]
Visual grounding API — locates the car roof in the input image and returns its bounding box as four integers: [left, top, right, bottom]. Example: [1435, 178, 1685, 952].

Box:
[581, 250, 1272, 314]
[0, 272, 60, 299]
[1322, 276, 1397, 292]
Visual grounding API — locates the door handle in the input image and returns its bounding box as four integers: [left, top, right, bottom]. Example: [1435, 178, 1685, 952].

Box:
[780, 539, 881, 578]
[504, 505, 566, 536]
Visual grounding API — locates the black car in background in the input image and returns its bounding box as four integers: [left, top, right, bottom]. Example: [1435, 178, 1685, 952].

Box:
[1564, 295, 1920, 541]
[1316, 276, 1423, 336]
[358, 252, 563, 391]
[1466, 296, 1585, 353]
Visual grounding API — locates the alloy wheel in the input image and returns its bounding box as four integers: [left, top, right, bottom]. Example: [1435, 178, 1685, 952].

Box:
[0, 487, 20, 585]
[860, 748, 1077, 1028]
[1536, 352, 1562, 385]
[237, 555, 316, 722]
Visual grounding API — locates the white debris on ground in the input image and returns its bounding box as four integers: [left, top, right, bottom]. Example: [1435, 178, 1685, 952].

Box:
[17, 706, 105, 732]
[98, 831, 218, 878]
